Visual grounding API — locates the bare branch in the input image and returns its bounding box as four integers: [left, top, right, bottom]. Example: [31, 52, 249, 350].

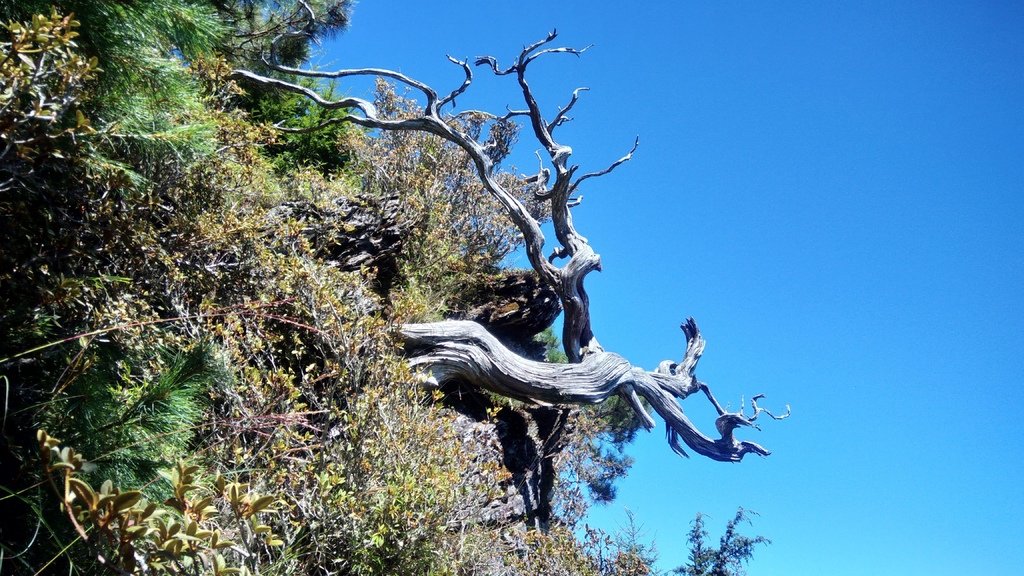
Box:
[231, 66, 560, 292]
[528, 151, 553, 199]
[548, 87, 589, 133]
[699, 382, 728, 417]
[470, 34, 611, 360]
[273, 117, 344, 134]
[232, 69, 374, 113]
[524, 44, 593, 67]
[523, 29, 560, 59]
[679, 317, 706, 378]
[473, 29, 569, 74]
[618, 383, 656, 431]
[439, 56, 473, 109]
[476, 31, 591, 174]
[258, 59, 442, 108]
[453, 108, 531, 122]
[571, 136, 640, 193]
[504, 108, 532, 121]
[749, 394, 791, 423]
[296, 0, 316, 21]
[473, 55, 512, 76]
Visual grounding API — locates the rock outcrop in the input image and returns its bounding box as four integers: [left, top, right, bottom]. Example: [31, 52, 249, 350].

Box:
[266, 193, 410, 290]
[458, 268, 561, 361]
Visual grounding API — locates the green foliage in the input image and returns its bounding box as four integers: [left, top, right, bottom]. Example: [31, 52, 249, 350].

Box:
[223, 1, 353, 67]
[222, 1, 360, 175]
[572, 394, 651, 504]
[287, 383, 509, 575]
[583, 510, 659, 576]
[674, 509, 770, 576]
[0, 9, 98, 188]
[502, 526, 603, 576]
[245, 79, 356, 174]
[41, 342, 227, 493]
[0, 4, 221, 360]
[1, 0, 224, 186]
[535, 327, 569, 364]
[3, 1, 225, 95]
[355, 81, 543, 318]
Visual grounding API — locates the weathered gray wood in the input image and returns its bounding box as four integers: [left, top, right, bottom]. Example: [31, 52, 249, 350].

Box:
[234, 29, 787, 463]
[403, 319, 785, 462]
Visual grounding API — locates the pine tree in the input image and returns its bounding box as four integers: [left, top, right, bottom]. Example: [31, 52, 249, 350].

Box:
[675, 509, 770, 576]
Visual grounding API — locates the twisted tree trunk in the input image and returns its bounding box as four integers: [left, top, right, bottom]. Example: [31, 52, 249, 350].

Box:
[234, 27, 786, 462]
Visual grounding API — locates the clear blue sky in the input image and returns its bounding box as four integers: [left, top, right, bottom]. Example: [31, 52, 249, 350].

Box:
[325, 2, 1024, 574]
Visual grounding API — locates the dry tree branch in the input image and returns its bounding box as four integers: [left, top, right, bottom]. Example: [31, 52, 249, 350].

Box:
[439, 56, 474, 108]
[572, 136, 640, 194]
[548, 87, 589, 133]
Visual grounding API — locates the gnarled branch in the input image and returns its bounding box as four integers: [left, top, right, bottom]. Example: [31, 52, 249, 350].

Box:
[403, 320, 783, 462]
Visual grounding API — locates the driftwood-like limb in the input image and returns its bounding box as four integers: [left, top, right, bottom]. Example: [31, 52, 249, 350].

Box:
[233, 29, 785, 462]
[403, 320, 780, 462]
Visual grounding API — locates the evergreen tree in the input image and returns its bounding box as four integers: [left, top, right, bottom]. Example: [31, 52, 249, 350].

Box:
[675, 509, 770, 576]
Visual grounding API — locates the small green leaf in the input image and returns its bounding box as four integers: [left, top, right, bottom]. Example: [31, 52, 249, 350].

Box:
[140, 502, 158, 519]
[17, 52, 35, 70]
[68, 477, 96, 509]
[125, 525, 150, 537]
[249, 495, 275, 514]
[112, 491, 142, 512]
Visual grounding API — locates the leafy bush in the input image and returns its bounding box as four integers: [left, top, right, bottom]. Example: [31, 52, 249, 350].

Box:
[37, 432, 285, 576]
[351, 81, 545, 318]
[0, 9, 97, 190]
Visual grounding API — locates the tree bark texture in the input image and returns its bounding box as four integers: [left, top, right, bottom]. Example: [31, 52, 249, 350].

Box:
[403, 320, 782, 462]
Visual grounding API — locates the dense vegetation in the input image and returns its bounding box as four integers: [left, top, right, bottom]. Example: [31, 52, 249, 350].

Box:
[0, 3, 766, 574]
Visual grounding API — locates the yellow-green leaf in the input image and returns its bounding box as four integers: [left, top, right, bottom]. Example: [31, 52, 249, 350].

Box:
[249, 495, 275, 514]
[68, 477, 96, 509]
[112, 491, 142, 512]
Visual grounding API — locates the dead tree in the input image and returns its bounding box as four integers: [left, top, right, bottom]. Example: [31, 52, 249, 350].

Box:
[233, 31, 787, 462]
